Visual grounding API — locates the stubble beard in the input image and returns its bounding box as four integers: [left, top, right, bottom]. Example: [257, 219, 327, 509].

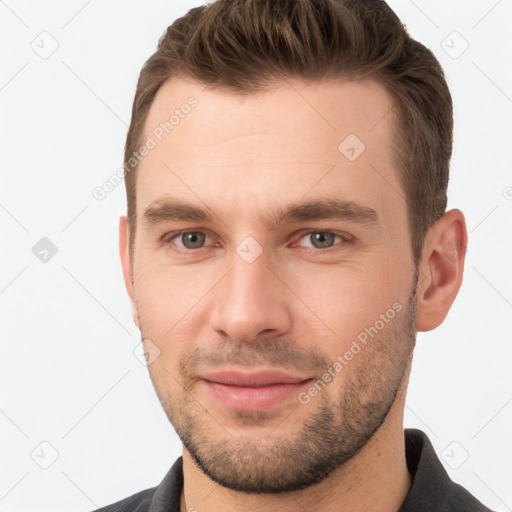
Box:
[143, 277, 418, 494]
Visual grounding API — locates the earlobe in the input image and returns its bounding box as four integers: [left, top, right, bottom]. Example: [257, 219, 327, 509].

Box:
[414, 209, 468, 332]
[119, 215, 140, 330]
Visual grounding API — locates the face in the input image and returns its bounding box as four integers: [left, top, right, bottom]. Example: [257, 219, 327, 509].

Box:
[122, 76, 419, 493]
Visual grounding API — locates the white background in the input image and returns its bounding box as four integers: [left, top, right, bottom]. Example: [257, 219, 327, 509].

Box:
[1, 1, 511, 511]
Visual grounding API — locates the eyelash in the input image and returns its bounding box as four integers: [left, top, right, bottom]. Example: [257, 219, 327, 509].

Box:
[161, 229, 354, 253]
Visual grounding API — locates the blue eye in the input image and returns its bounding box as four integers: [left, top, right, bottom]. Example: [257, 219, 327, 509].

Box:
[179, 232, 207, 249]
[162, 229, 352, 253]
[166, 231, 212, 250]
[300, 232, 338, 249]
[297, 231, 351, 250]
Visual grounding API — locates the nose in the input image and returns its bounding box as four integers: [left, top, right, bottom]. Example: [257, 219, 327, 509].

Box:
[209, 251, 293, 343]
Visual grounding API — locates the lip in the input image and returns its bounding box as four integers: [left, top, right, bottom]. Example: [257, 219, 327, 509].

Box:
[199, 369, 313, 411]
[200, 369, 311, 387]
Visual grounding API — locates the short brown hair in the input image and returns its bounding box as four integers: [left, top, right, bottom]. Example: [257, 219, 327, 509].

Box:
[124, 0, 453, 265]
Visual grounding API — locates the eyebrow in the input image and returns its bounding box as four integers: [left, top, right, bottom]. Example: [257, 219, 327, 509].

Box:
[143, 199, 213, 225]
[266, 197, 379, 228]
[142, 197, 379, 229]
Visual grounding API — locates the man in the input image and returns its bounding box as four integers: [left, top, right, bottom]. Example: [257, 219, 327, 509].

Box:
[94, 0, 493, 510]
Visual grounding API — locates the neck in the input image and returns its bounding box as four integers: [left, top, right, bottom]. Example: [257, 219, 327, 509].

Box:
[181, 380, 411, 512]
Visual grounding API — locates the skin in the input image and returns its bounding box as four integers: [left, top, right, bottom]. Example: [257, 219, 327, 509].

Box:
[119, 76, 467, 512]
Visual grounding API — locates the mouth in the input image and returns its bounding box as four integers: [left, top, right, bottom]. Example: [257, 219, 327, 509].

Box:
[199, 369, 314, 411]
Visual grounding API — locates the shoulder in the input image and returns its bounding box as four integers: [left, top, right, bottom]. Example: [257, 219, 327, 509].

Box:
[402, 429, 494, 512]
[88, 487, 157, 512]
[443, 481, 496, 512]
[87, 457, 183, 512]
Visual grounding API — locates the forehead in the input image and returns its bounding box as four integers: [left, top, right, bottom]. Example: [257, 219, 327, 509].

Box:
[143, 76, 397, 151]
[136, 76, 403, 225]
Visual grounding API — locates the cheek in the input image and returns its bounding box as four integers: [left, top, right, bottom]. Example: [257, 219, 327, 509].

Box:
[288, 260, 409, 352]
[133, 260, 210, 328]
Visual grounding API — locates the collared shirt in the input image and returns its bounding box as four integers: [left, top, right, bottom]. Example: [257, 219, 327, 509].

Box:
[91, 429, 494, 512]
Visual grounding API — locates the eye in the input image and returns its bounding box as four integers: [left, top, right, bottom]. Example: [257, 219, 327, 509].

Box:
[296, 231, 352, 250]
[162, 229, 352, 253]
[164, 231, 213, 250]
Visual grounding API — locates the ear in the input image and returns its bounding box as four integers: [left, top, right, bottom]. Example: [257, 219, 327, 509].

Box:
[414, 209, 468, 332]
[119, 215, 140, 330]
